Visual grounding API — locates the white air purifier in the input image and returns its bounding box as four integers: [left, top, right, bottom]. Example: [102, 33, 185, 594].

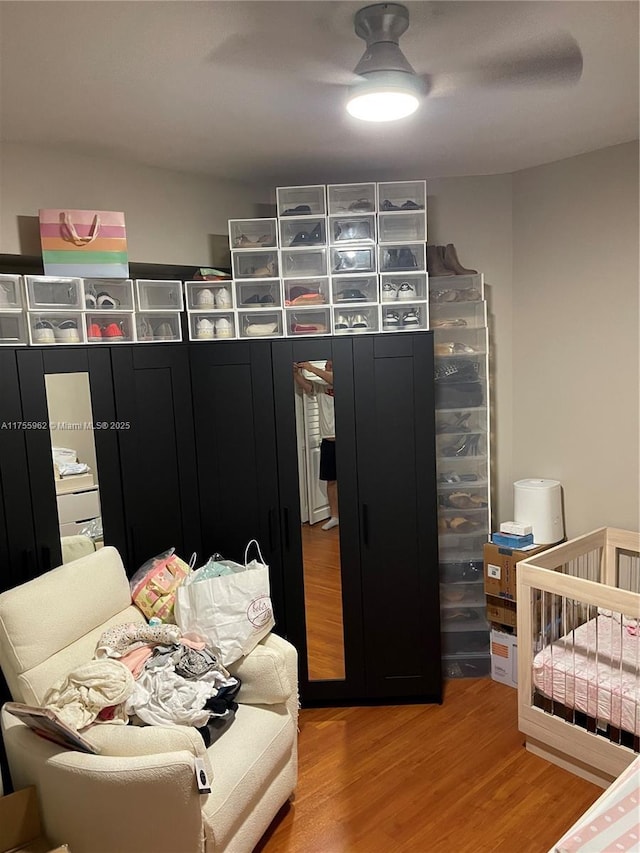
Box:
[513, 478, 564, 545]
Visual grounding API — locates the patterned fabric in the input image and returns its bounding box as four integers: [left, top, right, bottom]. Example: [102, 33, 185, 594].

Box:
[96, 622, 181, 658]
[553, 756, 640, 852]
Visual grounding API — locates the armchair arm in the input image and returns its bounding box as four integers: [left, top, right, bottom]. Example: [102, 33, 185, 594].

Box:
[228, 633, 299, 724]
[2, 710, 209, 853]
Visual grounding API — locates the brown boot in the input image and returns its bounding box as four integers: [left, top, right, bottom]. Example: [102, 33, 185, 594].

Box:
[443, 244, 478, 275]
[427, 244, 454, 276]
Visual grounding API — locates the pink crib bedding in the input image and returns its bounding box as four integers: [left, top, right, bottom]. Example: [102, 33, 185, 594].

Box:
[550, 754, 640, 852]
[533, 614, 640, 736]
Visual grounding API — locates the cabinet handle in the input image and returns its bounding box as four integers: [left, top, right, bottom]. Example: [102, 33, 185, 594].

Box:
[361, 504, 370, 547]
[283, 508, 290, 551]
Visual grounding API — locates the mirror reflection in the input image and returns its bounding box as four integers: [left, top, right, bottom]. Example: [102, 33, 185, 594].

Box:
[293, 359, 346, 681]
[45, 373, 103, 562]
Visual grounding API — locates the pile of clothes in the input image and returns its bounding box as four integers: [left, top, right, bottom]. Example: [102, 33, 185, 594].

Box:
[42, 622, 240, 747]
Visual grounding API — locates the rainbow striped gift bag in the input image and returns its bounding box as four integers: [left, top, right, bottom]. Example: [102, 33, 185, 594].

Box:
[39, 209, 129, 278]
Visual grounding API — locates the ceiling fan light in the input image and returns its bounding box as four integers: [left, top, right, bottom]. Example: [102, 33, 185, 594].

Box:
[346, 71, 422, 122]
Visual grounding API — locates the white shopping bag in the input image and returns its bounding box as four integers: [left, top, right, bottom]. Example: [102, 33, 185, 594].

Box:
[175, 540, 275, 666]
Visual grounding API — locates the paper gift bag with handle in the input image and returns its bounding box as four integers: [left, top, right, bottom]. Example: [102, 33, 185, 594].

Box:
[39, 209, 129, 277]
[174, 540, 275, 666]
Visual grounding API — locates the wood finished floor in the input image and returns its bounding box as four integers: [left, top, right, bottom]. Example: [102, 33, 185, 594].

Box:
[257, 678, 601, 852]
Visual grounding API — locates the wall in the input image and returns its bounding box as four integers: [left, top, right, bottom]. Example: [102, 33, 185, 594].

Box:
[0, 142, 271, 266]
[512, 141, 639, 535]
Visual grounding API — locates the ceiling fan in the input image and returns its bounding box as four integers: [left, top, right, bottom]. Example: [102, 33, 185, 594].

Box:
[207, 2, 584, 122]
[346, 2, 584, 120]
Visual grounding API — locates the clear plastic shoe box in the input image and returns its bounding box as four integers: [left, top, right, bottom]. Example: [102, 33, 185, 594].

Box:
[378, 243, 425, 274]
[327, 183, 376, 215]
[0, 274, 24, 310]
[377, 180, 426, 213]
[28, 312, 85, 345]
[189, 313, 236, 342]
[84, 279, 134, 312]
[135, 280, 184, 312]
[235, 280, 282, 310]
[277, 186, 326, 218]
[0, 313, 27, 346]
[136, 313, 182, 343]
[281, 248, 328, 279]
[331, 273, 378, 305]
[430, 273, 484, 303]
[285, 307, 331, 337]
[185, 281, 234, 311]
[85, 313, 136, 344]
[279, 217, 327, 249]
[25, 276, 84, 310]
[330, 245, 376, 275]
[378, 211, 426, 244]
[229, 218, 278, 250]
[238, 310, 283, 339]
[232, 250, 279, 281]
[381, 303, 427, 333]
[329, 214, 376, 245]
[284, 278, 330, 307]
[332, 306, 379, 335]
[380, 272, 428, 303]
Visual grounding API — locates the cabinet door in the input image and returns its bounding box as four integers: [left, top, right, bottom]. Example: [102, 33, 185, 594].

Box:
[16, 348, 127, 577]
[111, 346, 201, 571]
[189, 341, 285, 629]
[0, 350, 37, 590]
[272, 337, 366, 703]
[353, 332, 442, 700]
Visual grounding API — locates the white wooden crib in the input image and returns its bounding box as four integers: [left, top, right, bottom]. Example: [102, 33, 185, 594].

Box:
[517, 527, 640, 787]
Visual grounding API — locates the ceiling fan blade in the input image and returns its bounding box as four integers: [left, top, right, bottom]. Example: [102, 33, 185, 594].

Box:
[426, 31, 583, 98]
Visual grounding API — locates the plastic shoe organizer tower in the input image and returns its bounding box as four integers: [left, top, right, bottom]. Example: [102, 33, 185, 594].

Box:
[429, 262, 492, 679]
[5, 274, 187, 346]
[205, 180, 429, 341]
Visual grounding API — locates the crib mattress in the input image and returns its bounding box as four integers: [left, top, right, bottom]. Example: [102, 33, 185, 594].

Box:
[533, 614, 640, 736]
[550, 754, 640, 852]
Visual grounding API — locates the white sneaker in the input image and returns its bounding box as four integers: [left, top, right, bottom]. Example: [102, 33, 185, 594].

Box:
[382, 282, 398, 301]
[33, 320, 55, 343]
[215, 318, 233, 338]
[54, 319, 80, 343]
[196, 288, 215, 308]
[215, 287, 232, 309]
[334, 314, 350, 330]
[351, 314, 369, 329]
[383, 310, 400, 329]
[196, 318, 214, 339]
[397, 281, 416, 300]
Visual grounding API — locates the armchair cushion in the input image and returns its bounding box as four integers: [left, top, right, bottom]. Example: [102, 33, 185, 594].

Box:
[228, 635, 292, 706]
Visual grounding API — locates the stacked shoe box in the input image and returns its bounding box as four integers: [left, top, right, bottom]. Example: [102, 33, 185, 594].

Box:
[377, 181, 428, 333]
[25, 275, 88, 345]
[0, 274, 28, 346]
[428, 254, 492, 678]
[220, 180, 429, 339]
[85, 278, 136, 343]
[134, 280, 183, 343]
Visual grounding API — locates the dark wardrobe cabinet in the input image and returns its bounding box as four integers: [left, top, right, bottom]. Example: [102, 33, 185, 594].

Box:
[0, 334, 441, 705]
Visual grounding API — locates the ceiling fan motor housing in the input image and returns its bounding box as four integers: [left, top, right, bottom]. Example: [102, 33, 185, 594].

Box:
[353, 3, 416, 76]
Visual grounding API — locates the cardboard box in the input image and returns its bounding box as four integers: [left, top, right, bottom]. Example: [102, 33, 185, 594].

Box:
[483, 542, 548, 601]
[486, 594, 517, 629]
[0, 786, 69, 853]
[491, 628, 518, 688]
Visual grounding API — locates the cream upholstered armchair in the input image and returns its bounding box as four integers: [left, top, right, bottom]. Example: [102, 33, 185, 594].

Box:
[0, 547, 298, 853]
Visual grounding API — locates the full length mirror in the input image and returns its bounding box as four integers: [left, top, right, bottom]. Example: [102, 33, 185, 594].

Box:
[44, 373, 103, 561]
[293, 358, 346, 681]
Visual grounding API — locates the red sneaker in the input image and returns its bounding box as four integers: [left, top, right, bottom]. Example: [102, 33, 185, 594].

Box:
[88, 323, 103, 342]
[104, 322, 124, 340]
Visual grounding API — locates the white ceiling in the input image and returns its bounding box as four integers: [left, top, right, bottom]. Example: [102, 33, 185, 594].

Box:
[0, 1, 638, 186]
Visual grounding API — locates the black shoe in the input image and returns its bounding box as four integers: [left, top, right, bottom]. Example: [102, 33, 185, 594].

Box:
[401, 200, 423, 210]
[338, 289, 367, 301]
[384, 248, 399, 269]
[291, 230, 310, 246]
[381, 199, 400, 211]
[398, 247, 418, 269]
[283, 204, 311, 216]
[307, 222, 323, 244]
